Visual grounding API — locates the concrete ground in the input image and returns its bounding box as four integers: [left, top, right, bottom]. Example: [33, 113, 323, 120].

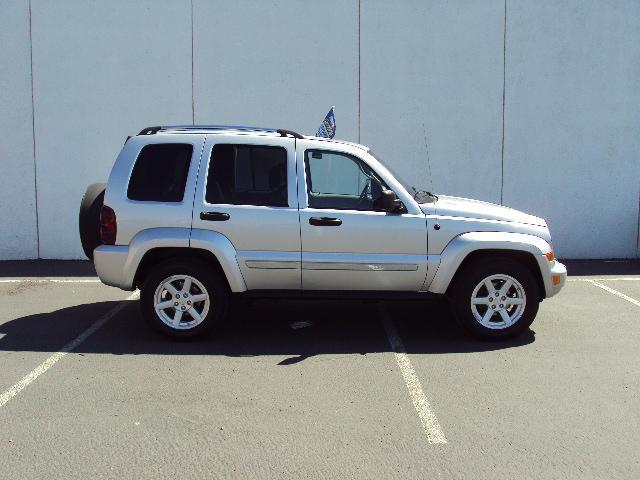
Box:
[0, 260, 639, 479]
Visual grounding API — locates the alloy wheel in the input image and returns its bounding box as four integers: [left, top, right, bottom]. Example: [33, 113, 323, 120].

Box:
[153, 274, 210, 330]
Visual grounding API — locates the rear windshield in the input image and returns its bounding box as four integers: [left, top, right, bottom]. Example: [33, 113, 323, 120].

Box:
[127, 143, 193, 202]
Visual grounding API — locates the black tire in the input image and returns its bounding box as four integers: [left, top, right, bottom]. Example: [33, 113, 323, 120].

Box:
[140, 258, 229, 338]
[79, 183, 106, 260]
[448, 257, 540, 340]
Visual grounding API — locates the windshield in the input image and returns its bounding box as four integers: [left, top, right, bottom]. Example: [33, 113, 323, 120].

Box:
[368, 150, 436, 202]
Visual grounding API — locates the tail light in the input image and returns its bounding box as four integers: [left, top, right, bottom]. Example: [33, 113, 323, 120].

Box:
[100, 205, 117, 245]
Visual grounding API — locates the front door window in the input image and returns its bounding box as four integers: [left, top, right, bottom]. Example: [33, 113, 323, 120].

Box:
[305, 150, 388, 211]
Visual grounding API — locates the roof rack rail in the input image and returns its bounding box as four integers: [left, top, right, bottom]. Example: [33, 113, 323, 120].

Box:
[138, 126, 162, 135]
[136, 125, 305, 138]
[161, 125, 278, 132]
[276, 129, 304, 139]
[137, 125, 279, 135]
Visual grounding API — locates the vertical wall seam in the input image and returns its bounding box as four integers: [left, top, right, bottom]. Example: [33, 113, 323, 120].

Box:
[357, 0, 361, 143]
[190, 0, 195, 125]
[28, 0, 39, 258]
[636, 189, 640, 257]
[500, 0, 507, 205]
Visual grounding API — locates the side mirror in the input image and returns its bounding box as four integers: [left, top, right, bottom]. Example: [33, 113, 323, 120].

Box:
[377, 189, 404, 213]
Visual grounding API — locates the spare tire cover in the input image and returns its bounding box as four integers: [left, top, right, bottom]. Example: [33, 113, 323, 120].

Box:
[79, 183, 106, 260]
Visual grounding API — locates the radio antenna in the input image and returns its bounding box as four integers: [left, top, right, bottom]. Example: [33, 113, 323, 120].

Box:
[422, 122, 435, 193]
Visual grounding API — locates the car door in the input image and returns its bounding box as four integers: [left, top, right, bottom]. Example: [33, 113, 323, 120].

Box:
[296, 139, 429, 291]
[192, 134, 300, 290]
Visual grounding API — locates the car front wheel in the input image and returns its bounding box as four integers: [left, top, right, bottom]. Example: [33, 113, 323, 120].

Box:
[449, 258, 540, 339]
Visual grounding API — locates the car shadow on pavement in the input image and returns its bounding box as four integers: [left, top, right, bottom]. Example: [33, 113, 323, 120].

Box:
[0, 297, 534, 362]
[563, 258, 640, 276]
[0, 260, 96, 277]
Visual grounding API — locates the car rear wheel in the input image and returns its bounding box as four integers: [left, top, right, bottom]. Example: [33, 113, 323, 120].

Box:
[449, 258, 540, 339]
[140, 259, 229, 338]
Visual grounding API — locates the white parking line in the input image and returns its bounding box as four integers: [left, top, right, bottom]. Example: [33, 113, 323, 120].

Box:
[568, 278, 640, 282]
[0, 291, 139, 409]
[379, 305, 447, 444]
[0, 278, 101, 283]
[585, 280, 640, 307]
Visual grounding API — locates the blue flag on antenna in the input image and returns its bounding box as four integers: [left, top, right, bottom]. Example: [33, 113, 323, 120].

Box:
[316, 107, 336, 139]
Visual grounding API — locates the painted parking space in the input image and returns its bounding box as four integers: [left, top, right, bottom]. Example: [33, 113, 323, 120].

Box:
[0, 281, 131, 394]
[591, 279, 640, 306]
[0, 292, 446, 478]
[1, 269, 639, 478]
[392, 280, 640, 479]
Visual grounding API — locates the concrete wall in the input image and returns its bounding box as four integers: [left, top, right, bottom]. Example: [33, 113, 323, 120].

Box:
[0, 0, 38, 259]
[193, 0, 359, 142]
[502, 0, 640, 259]
[31, 0, 193, 258]
[361, 0, 505, 204]
[0, 0, 638, 259]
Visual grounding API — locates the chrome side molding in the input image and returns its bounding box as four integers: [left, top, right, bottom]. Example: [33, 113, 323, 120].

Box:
[244, 260, 299, 270]
[302, 261, 418, 272]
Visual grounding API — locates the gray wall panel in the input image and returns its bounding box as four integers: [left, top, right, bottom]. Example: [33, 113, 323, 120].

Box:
[31, 0, 193, 258]
[361, 0, 505, 204]
[0, 1, 638, 259]
[193, 0, 358, 141]
[0, 0, 38, 259]
[503, 0, 640, 258]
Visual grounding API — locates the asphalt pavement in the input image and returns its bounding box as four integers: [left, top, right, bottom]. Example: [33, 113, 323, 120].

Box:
[0, 260, 639, 479]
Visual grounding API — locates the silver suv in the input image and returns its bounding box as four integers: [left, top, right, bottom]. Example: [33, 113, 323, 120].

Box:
[79, 125, 566, 339]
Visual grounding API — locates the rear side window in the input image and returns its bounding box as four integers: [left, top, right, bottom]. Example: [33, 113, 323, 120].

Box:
[205, 144, 288, 207]
[127, 143, 193, 202]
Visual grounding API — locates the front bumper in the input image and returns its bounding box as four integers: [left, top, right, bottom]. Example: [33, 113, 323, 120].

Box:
[538, 257, 567, 298]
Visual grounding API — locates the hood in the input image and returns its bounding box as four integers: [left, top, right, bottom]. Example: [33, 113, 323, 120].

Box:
[421, 195, 546, 227]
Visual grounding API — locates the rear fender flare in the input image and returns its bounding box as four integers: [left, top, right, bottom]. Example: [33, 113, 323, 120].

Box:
[122, 228, 191, 289]
[121, 228, 246, 292]
[189, 228, 246, 292]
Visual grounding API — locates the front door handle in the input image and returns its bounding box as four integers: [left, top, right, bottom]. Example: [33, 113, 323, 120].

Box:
[309, 217, 342, 227]
[200, 211, 230, 222]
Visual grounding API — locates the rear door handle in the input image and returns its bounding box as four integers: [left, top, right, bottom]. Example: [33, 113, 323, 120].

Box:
[200, 211, 230, 221]
[309, 217, 342, 227]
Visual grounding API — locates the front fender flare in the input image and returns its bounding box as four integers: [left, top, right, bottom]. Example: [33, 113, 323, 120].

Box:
[427, 231, 552, 295]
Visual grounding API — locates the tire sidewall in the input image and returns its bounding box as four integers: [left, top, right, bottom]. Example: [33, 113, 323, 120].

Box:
[450, 258, 540, 340]
[140, 259, 229, 338]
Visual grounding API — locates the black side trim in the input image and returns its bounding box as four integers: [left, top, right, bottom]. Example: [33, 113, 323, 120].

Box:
[235, 290, 441, 301]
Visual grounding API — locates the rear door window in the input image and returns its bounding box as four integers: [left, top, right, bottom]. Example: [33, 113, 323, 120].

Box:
[205, 144, 288, 207]
[127, 143, 193, 202]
